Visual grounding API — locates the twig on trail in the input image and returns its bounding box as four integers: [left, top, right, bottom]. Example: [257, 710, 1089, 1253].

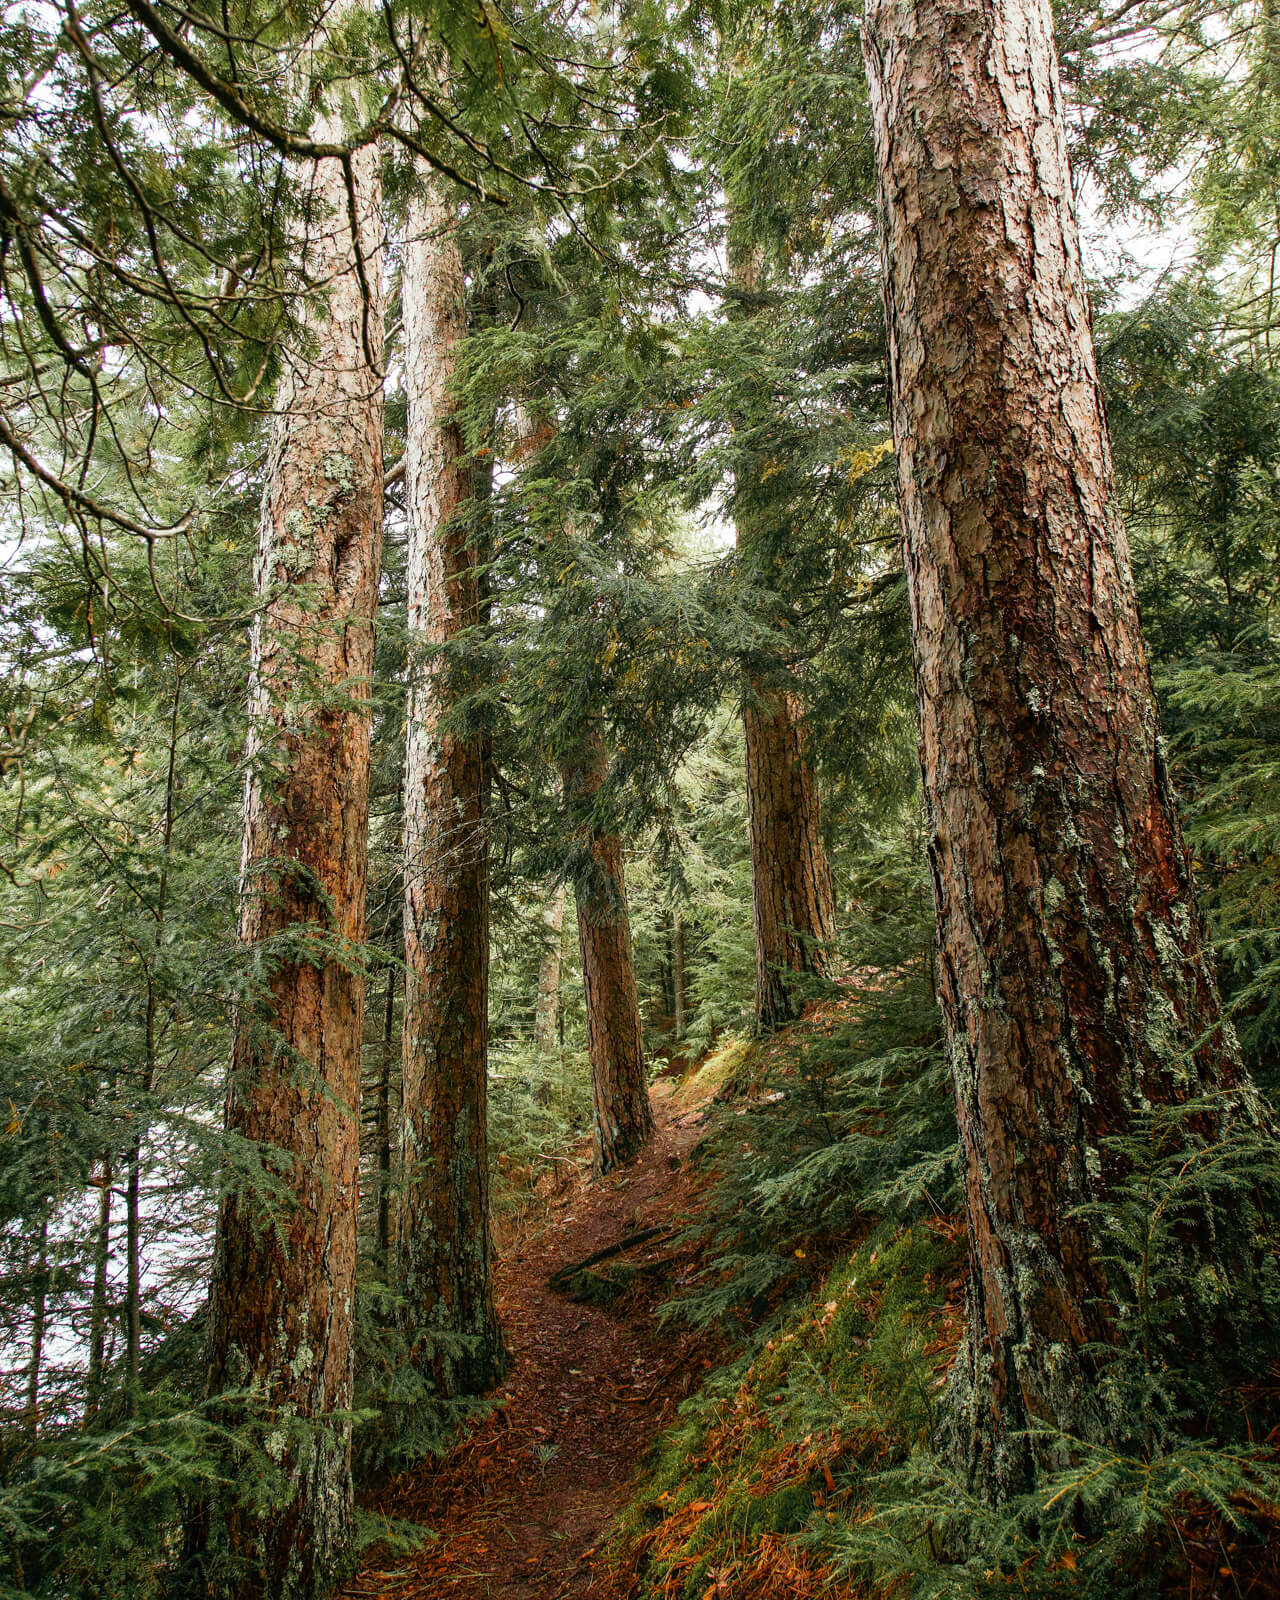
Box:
[547, 1225, 673, 1290]
[609, 1348, 697, 1404]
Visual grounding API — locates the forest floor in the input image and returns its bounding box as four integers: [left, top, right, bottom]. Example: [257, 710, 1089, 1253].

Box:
[343, 1076, 718, 1600]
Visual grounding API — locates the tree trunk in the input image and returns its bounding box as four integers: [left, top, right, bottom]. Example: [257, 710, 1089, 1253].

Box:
[743, 684, 837, 1033]
[659, 927, 676, 1023]
[197, 41, 384, 1595]
[376, 966, 397, 1266]
[672, 909, 687, 1044]
[729, 240, 838, 1035]
[534, 881, 566, 1058]
[564, 729, 655, 1173]
[125, 662, 181, 1406]
[124, 1127, 142, 1394]
[395, 176, 504, 1399]
[25, 1213, 48, 1441]
[86, 1156, 111, 1422]
[862, 0, 1273, 1496]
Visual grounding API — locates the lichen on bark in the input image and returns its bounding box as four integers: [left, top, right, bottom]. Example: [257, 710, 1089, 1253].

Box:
[862, 0, 1277, 1499]
[395, 169, 505, 1400]
[195, 11, 385, 1587]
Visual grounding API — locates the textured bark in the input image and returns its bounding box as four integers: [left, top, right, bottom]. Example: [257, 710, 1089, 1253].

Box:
[863, 0, 1272, 1494]
[395, 177, 504, 1399]
[672, 910, 687, 1043]
[533, 881, 566, 1058]
[375, 966, 397, 1264]
[199, 44, 383, 1594]
[730, 240, 838, 1036]
[564, 730, 655, 1173]
[743, 685, 838, 1033]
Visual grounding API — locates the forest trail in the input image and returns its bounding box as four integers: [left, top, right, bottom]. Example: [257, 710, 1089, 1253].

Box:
[345, 1079, 715, 1600]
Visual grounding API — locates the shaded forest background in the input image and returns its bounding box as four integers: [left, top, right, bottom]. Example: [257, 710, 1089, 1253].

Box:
[2, 0, 1280, 1595]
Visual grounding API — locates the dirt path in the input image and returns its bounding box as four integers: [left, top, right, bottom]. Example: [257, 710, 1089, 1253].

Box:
[344, 1084, 712, 1600]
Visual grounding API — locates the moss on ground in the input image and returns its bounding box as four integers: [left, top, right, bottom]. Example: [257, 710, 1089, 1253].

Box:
[611, 1223, 963, 1599]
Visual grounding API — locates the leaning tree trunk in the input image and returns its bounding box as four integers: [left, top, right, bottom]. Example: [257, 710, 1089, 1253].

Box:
[564, 728, 655, 1173]
[395, 176, 504, 1399]
[729, 240, 837, 1034]
[197, 45, 383, 1595]
[863, 0, 1272, 1497]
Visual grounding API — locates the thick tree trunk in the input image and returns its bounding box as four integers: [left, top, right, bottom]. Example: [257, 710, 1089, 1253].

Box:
[863, 0, 1272, 1496]
[395, 177, 504, 1399]
[533, 881, 566, 1058]
[564, 730, 655, 1173]
[743, 684, 837, 1033]
[198, 46, 383, 1595]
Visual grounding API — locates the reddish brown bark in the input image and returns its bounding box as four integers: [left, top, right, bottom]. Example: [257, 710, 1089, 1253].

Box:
[200, 75, 383, 1596]
[863, 0, 1272, 1492]
[743, 683, 837, 1033]
[730, 238, 838, 1036]
[564, 730, 655, 1173]
[395, 178, 504, 1398]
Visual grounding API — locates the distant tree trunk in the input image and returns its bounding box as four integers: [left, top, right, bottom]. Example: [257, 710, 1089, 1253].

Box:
[863, 0, 1274, 1496]
[729, 240, 837, 1035]
[564, 728, 655, 1173]
[376, 966, 397, 1265]
[672, 909, 687, 1044]
[743, 684, 837, 1032]
[86, 1158, 111, 1422]
[124, 661, 181, 1405]
[395, 176, 504, 1399]
[124, 1128, 142, 1393]
[196, 46, 384, 1595]
[25, 1213, 48, 1440]
[658, 928, 675, 1022]
[514, 407, 565, 1102]
[534, 882, 566, 1058]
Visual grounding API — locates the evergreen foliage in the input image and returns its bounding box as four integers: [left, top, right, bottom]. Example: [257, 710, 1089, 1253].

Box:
[1, 0, 1280, 1594]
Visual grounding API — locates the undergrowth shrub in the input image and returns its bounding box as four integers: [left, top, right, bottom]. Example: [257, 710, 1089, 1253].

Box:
[0, 1388, 237, 1600]
[619, 830, 1280, 1599]
[623, 1090, 1280, 1600]
[353, 1277, 494, 1476]
[1161, 634, 1280, 1098]
[615, 1223, 963, 1600]
[665, 838, 954, 1333]
[352, 1039, 593, 1478]
[487, 1042, 595, 1217]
